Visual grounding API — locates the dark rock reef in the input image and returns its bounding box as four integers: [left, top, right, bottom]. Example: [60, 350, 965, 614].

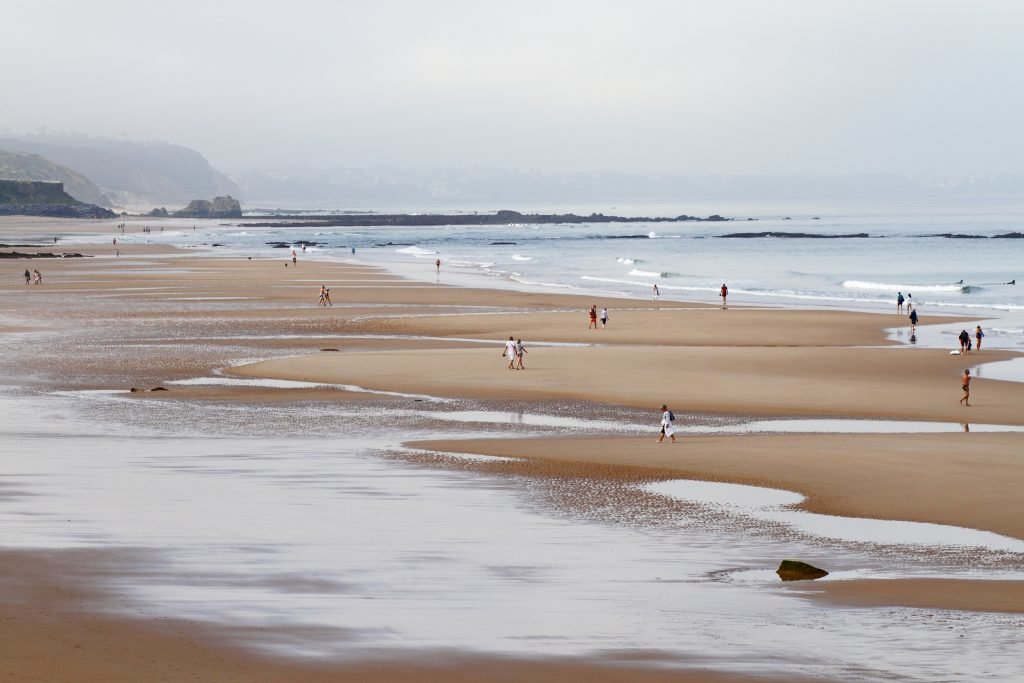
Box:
[241, 209, 732, 229]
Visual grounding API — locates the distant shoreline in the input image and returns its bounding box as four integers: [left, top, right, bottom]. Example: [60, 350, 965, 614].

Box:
[238, 209, 734, 228]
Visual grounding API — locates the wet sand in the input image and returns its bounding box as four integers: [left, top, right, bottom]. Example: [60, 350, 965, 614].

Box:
[2, 218, 1023, 679]
[1, 550, 797, 683]
[407, 433, 1024, 541]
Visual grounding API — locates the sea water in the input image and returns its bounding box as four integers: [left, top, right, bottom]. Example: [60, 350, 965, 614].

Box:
[75, 198, 1024, 346]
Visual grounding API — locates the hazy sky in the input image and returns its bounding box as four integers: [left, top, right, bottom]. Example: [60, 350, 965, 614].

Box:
[3, 0, 1023, 175]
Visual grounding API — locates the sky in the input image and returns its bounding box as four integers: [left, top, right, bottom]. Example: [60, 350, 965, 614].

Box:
[2, 0, 1023, 176]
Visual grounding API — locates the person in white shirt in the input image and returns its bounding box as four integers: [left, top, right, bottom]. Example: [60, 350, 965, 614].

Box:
[502, 336, 517, 370]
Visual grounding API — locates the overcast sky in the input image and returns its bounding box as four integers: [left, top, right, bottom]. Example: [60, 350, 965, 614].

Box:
[3, 0, 1023, 175]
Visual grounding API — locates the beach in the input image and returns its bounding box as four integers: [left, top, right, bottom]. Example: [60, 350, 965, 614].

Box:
[2, 215, 1023, 681]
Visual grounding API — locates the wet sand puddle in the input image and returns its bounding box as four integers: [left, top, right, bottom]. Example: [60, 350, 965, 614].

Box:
[1, 391, 1022, 682]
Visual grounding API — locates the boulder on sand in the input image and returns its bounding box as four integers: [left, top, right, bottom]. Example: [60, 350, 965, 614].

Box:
[776, 560, 829, 581]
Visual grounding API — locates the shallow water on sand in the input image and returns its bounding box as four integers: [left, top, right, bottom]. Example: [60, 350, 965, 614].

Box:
[1, 390, 1023, 681]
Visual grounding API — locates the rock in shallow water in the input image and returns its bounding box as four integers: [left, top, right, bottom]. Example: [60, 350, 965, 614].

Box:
[776, 560, 829, 581]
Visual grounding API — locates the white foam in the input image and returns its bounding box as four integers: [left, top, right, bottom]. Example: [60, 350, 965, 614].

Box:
[396, 246, 437, 256]
[511, 254, 533, 261]
[628, 268, 666, 278]
[843, 280, 963, 293]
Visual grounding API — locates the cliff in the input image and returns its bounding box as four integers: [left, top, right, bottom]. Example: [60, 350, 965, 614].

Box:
[0, 150, 112, 207]
[0, 136, 238, 210]
[0, 180, 115, 218]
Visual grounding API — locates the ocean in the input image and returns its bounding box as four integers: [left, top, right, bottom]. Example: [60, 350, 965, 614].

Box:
[85, 197, 1024, 349]
[105, 199, 1024, 309]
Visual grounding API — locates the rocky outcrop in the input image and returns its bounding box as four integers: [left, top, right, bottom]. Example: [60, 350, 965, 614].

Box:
[776, 560, 829, 581]
[148, 207, 169, 217]
[0, 180, 115, 218]
[173, 195, 242, 218]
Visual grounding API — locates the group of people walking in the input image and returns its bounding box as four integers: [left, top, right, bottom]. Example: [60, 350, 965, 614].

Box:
[317, 285, 332, 306]
[23, 269, 42, 285]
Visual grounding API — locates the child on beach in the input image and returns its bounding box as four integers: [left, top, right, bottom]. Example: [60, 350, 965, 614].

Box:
[658, 404, 676, 443]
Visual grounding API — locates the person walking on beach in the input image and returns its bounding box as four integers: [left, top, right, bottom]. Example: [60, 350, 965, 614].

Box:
[600, 306, 609, 328]
[436, 258, 441, 274]
[960, 369, 971, 406]
[32, 269, 41, 285]
[653, 284, 660, 300]
[909, 306, 918, 333]
[588, 305, 598, 329]
[958, 329, 970, 354]
[515, 338, 528, 369]
[720, 283, 729, 308]
[24, 269, 30, 285]
[657, 404, 676, 443]
[323, 287, 332, 306]
[897, 292, 905, 313]
[975, 325, 984, 351]
[502, 336, 517, 370]
[318, 285, 327, 306]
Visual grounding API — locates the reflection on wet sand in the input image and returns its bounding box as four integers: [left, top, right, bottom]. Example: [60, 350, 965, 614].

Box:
[2, 391, 1023, 681]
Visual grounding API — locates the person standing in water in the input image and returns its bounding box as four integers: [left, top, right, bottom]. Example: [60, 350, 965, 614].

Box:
[436, 258, 441, 274]
[975, 326, 984, 351]
[720, 283, 728, 308]
[958, 329, 970, 354]
[897, 292, 905, 313]
[960, 369, 971, 406]
[653, 284, 660, 300]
